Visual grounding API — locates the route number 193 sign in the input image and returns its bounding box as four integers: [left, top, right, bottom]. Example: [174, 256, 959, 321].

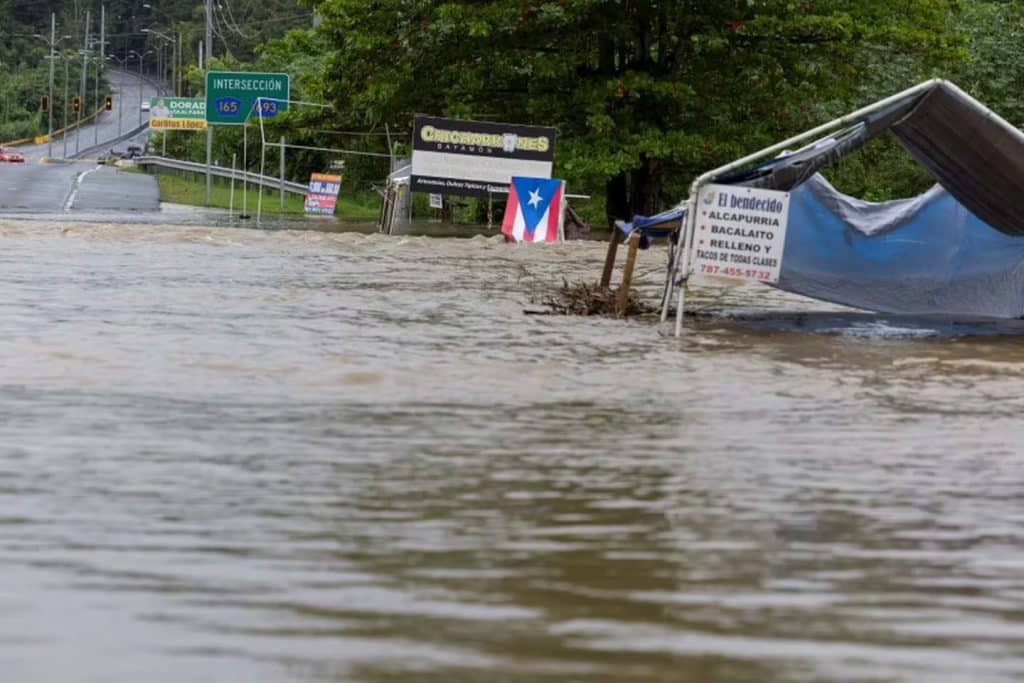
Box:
[692, 184, 790, 284]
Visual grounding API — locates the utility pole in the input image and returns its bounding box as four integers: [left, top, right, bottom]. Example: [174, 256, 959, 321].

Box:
[77, 10, 89, 154]
[205, 0, 213, 205]
[47, 13, 55, 159]
[177, 30, 182, 96]
[63, 56, 69, 157]
[137, 53, 144, 126]
[94, 5, 104, 147]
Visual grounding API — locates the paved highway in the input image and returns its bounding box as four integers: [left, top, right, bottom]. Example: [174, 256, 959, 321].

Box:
[0, 69, 161, 214]
[15, 69, 159, 163]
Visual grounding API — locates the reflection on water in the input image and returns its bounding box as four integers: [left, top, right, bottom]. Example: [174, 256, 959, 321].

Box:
[0, 218, 1023, 682]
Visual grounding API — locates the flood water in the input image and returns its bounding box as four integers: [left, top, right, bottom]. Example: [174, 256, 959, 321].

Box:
[1, 217, 1024, 682]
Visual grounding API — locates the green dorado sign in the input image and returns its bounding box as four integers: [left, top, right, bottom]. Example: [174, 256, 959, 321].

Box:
[205, 71, 290, 125]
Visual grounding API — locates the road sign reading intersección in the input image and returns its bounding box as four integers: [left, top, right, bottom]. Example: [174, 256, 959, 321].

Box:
[205, 71, 290, 125]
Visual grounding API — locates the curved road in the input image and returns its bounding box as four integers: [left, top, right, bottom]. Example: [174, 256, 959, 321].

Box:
[16, 68, 160, 163]
[0, 69, 161, 213]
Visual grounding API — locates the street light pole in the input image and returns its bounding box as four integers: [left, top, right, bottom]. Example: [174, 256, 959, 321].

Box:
[205, 0, 213, 204]
[136, 52, 144, 126]
[47, 13, 55, 159]
[94, 4, 104, 147]
[63, 55, 70, 157]
[106, 54, 128, 138]
[142, 28, 175, 94]
[77, 10, 90, 154]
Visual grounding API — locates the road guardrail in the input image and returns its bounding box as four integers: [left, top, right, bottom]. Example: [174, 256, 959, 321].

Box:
[134, 156, 308, 196]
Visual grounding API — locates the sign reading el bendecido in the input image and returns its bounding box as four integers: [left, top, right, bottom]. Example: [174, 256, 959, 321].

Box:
[205, 71, 290, 125]
[692, 184, 790, 284]
[149, 97, 207, 130]
[410, 115, 556, 198]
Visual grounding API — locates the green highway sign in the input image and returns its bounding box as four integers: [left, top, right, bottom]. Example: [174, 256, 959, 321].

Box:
[205, 71, 290, 125]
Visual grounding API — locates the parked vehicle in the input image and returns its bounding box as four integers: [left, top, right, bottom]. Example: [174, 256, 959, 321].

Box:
[0, 148, 25, 163]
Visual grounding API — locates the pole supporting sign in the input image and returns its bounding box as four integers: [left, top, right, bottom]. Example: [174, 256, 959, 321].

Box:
[410, 115, 556, 198]
[205, 71, 290, 125]
[692, 184, 790, 284]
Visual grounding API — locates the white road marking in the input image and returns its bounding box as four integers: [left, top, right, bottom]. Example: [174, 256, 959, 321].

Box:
[63, 165, 103, 212]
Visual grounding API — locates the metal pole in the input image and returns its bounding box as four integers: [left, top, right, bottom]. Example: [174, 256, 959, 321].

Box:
[47, 13, 55, 159]
[117, 62, 123, 135]
[62, 57, 69, 158]
[94, 4, 104, 148]
[138, 54, 143, 126]
[177, 31, 182, 96]
[204, 0, 213, 205]
[258, 139, 266, 224]
[241, 118, 248, 218]
[78, 10, 89, 155]
[279, 136, 285, 212]
[230, 152, 236, 216]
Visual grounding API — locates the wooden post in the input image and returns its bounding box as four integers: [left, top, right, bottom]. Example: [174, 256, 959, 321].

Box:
[616, 231, 641, 317]
[601, 223, 620, 288]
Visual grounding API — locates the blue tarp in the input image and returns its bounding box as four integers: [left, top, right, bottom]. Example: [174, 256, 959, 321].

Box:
[777, 175, 1024, 317]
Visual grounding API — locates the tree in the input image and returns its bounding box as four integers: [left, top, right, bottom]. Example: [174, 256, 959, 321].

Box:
[314, 0, 962, 223]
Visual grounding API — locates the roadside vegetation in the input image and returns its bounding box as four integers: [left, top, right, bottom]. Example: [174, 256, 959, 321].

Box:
[153, 171, 379, 219]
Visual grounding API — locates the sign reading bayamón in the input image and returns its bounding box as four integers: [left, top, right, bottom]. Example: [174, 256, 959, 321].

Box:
[411, 115, 556, 198]
[205, 71, 290, 125]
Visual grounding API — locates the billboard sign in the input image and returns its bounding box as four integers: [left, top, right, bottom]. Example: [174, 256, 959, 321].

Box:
[410, 115, 556, 198]
[304, 173, 342, 215]
[692, 184, 791, 284]
[149, 97, 207, 130]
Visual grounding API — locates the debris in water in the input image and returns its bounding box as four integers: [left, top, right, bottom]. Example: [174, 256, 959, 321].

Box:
[527, 279, 655, 317]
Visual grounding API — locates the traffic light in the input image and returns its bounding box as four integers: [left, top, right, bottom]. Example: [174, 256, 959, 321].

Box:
[72, 97, 81, 113]
[40, 95, 49, 113]
[104, 95, 113, 111]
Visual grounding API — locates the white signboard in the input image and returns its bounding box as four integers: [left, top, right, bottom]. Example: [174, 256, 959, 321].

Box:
[411, 115, 556, 198]
[429, 193, 443, 209]
[692, 184, 790, 283]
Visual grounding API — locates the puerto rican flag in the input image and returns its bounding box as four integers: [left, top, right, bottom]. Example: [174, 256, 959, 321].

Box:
[501, 176, 565, 243]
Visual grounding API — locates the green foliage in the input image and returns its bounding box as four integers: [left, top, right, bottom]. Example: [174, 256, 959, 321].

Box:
[11, 0, 1024, 219]
[313, 0, 964, 219]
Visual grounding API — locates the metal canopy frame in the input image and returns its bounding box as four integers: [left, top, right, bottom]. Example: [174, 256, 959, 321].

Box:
[661, 78, 950, 337]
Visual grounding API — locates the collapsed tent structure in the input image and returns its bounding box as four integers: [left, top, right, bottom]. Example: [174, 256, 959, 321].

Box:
[661, 79, 1024, 335]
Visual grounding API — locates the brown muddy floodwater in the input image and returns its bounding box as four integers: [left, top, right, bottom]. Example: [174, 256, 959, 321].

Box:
[1, 218, 1024, 682]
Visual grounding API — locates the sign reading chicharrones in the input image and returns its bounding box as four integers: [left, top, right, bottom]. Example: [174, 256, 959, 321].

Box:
[692, 184, 790, 284]
[410, 115, 556, 198]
